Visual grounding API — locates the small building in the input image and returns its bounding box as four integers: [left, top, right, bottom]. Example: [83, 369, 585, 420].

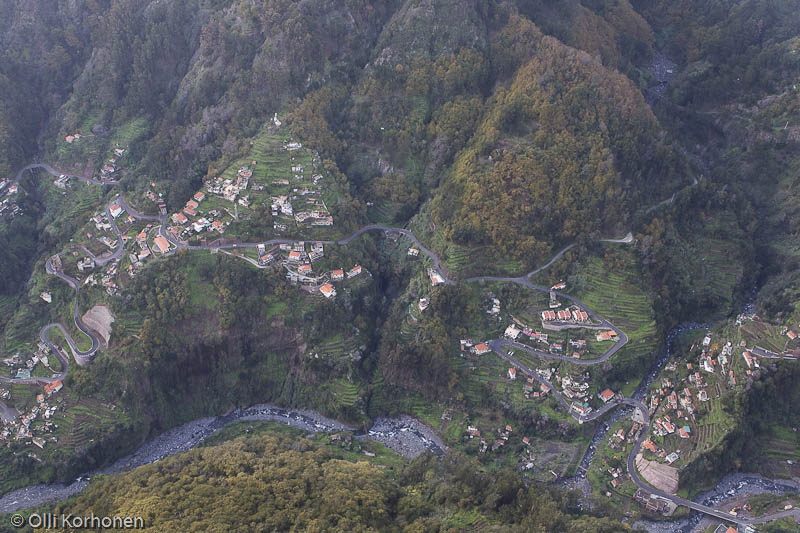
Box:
[331, 269, 344, 281]
[40, 292, 52, 303]
[319, 283, 336, 299]
[504, 324, 521, 340]
[551, 282, 566, 290]
[474, 343, 491, 355]
[193, 191, 206, 202]
[408, 248, 419, 257]
[571, 309, 588, 322]
[347, 265, 363, 278]
[428, 269, 444, 286]
[44, 380, 63, 395]
[77, 257, 95, 272]
[541, 310, 556, 321]
[596, 330, 617, 342]
[418, 298, 429, 311]
[109, 203, 123, 218]
[598, 388, 615, 403]
[186, 199, 199, 210]
[154, 236, 171, 254]
[508, 367, 517, 380]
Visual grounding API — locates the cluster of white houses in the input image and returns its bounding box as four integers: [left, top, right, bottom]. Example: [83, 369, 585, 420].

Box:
[0, 180, 21, 220]
[171, 191, 227, 238]
[1, 377, 63, 450]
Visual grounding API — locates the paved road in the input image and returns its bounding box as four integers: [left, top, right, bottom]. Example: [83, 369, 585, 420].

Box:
[7, 164, 798, 527]
[751, 345, 797, 361]
[12, 163, 117, 187]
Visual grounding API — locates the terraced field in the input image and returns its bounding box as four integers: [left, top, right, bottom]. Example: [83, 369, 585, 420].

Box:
[56, 399, 128, 453]
[324, 379, 359, 408]
[694, 398, 734, 454]
[313, 333, 360, 359]
[573, 252, 659, 378]
[114, 313, 144, 339]
[367, 200, 401, 225]
[694, 236, 744, 312]
[740, 321, 786, 353]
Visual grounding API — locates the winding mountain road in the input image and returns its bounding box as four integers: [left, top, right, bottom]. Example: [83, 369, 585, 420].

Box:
[12, 163, 117, 187]
[5, 164, 796, 527]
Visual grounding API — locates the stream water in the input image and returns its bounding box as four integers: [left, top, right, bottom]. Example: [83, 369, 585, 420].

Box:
[0, 404, 445, 514]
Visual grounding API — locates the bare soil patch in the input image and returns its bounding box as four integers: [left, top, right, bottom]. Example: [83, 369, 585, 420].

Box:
[636, 453, 679, 493]
[82, 305, 114, 345]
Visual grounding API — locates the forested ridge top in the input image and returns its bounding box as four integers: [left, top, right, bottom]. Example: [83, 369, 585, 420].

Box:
[51, 430, 629, 532]
[0, 0, 687, 261]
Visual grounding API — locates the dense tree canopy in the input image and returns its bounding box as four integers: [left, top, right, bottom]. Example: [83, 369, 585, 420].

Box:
[53, 432, 629, 532]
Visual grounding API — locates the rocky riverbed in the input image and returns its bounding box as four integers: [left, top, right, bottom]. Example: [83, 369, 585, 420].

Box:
[0, 404, 442, 514]
[635, 473, 800, 532]
[645, 52, 677, 104]
[363, 415, 447, 458]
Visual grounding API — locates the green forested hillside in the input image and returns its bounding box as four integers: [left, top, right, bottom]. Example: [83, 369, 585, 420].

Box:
[430, 33, 686, 263]
[1, 0, 800, 519]
[46, 431, 629, 532]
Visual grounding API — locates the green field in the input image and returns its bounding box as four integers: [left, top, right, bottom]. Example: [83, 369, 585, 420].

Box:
[571, 250, 660, 388]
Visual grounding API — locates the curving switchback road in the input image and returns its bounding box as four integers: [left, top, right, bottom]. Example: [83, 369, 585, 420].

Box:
[4, 162, 797, 527]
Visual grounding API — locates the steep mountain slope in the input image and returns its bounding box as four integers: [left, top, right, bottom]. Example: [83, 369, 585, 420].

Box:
[429, 35, 687, 264]
[2, 0, 797, 512]
[51, 430, 630, 532]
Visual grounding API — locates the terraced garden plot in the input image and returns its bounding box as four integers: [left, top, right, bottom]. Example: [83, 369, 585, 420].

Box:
[694, 423, 718, 455]
[3, 303, 41, 353]
[114, 313, 144, 339]
[694, 237, 744, 309]
[441, 410, 468, 444]
[56, 399, 127, 452]
[573, 254, 659, 367]
[367, 199, 401, 225]
[312, 333, 360, 359]
[437, 241, 523, 279]
[740, 321, 786, 353]
[323, 379, 360, 408]
[762, 426, 800, 462]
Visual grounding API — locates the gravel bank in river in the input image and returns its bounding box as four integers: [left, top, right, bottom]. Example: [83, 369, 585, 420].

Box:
[363, 415, 446, 459]
[0, 405, 441, 514]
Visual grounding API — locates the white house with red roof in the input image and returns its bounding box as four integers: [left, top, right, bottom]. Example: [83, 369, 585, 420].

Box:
[598, 388, 615, 403]
[347, 265, 362, 278]
[319, 283, 336, 298]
